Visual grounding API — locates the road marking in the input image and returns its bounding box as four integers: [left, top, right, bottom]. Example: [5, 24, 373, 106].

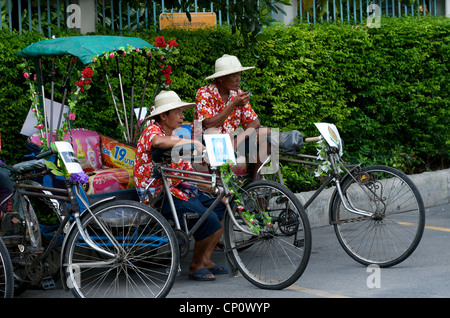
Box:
[398, 222, 450, 233]
[287, 284, 350, 298]
[425, 225, 450, 232]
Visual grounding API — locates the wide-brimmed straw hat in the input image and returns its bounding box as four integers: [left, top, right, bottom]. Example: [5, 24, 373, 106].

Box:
[145, 90, 195, 120]
[204, 54, 255, 81]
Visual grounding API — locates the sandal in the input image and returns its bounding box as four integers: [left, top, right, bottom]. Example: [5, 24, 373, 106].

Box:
[188, 268, 215, 281]
[209, 263, 228, 275]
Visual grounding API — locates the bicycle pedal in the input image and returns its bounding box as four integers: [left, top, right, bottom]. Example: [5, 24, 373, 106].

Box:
[41, 276, 56, 290]
[183, 212, 200, 220]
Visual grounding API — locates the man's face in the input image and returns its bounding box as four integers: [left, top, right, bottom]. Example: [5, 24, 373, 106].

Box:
[219, 72, 242, 91]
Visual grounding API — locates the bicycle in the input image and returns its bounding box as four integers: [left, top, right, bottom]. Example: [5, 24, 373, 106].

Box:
[144, 145, 312, 290]
[0, 237, 14, 298]
[0, 142, 179, 298]
[264, 123, 425, 268]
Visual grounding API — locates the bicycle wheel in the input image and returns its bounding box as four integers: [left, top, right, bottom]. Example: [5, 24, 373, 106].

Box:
[0, 237, 14, 298]
[332, 165, 425, 268]
[63, 200, 179, 298]
[224, 180, 311, 290]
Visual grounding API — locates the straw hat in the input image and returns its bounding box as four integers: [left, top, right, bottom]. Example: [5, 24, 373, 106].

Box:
[145, 90, 195, 120]
[205, 54, 255, 81]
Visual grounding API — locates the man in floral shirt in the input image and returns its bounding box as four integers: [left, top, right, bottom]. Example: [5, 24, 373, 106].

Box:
[134, 90, 228, 281]
[194, 54, 271, 180]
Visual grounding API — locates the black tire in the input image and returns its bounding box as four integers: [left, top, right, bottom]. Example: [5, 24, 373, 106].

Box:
[224, 180, 311, 290]
[332, 165, 425, 268]
[62, 200, 179, 298]
[0, 237, 14, 298]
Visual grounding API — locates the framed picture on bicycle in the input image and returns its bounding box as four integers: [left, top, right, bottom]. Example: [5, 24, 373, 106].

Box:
[203, 134, 236, 167]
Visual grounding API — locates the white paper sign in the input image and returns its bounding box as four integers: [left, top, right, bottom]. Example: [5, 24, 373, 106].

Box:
[54, 141, 83, 174]
[20, 99, 69, 136]
[204, 134, 236, 167]
[314, 123, 343, 155]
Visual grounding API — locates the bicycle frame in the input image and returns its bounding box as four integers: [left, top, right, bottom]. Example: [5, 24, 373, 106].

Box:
[144, 164, 256, 240]
[270, 129, 377, 221]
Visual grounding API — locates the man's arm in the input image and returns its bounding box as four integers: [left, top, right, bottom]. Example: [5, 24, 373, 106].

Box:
[234, 118, 261, 149]
[202, 92, 251, 129]
[152, 135, 204, 152]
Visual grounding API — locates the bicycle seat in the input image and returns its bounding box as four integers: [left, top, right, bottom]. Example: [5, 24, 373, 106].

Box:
[12, 159, 47, 174]
[268, 130, 304, 155]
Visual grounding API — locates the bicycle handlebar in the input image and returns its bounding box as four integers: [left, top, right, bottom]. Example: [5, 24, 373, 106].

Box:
[305, 136, 323, 143]
[35, 149, 58, 160]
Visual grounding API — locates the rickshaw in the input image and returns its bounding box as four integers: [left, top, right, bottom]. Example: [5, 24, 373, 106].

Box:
[0, 35, 184, 297]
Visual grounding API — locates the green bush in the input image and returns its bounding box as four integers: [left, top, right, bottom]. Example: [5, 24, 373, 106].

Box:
[0, 17, 448, 187]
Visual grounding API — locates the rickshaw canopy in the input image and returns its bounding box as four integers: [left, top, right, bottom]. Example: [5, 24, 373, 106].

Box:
[17, 35, 153, 64]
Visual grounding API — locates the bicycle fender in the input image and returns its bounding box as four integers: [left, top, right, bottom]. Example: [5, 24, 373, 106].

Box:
[60, 195, 118, 290]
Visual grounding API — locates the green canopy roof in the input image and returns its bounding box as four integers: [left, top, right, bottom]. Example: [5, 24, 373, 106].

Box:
[18, 35, 153, 64]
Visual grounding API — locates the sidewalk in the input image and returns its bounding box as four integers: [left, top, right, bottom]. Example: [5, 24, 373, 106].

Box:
[295, 168, 450, 228]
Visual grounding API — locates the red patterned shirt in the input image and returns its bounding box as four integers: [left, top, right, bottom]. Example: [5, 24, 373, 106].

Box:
[193, 81, 258, 134]
[133, 121, 194, 201]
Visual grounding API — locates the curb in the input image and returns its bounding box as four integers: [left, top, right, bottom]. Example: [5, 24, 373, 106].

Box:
[295, 168, 450, 228]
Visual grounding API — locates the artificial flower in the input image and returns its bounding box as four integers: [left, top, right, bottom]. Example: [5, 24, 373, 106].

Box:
[70, 171, 89, 184]
[81, 67, 94, 78]
[168, 39, 179, 47]
[154, 36, 167, 48]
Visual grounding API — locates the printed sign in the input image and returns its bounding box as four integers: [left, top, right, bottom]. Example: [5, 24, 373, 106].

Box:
[204, 134, 236, 167]
[314, 123, 343, 155]
[54, 141, 83, 174]
[160, 12, 216, 30]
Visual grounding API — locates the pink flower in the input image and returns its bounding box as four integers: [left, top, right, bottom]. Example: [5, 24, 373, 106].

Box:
[32, 108, 36, 112]
[123, 51, 126, 55]
[237, 206, 244, 210]
[68, 113, 76, 121]
[148, 52, 152, 57]
[33, 74, 37, 81]
[267, 222, 273, 227]
[135, 48, 139, 52]
[109, 52, 115, 59]
[36, 124, 44, 130]
[23, 72, 29, 79]
[250, 219, 255, 224]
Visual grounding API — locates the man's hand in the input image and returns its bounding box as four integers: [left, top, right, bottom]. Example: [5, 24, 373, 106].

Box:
[230, 92, 251, 109]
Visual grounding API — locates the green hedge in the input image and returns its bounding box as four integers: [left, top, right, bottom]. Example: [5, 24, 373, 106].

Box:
[0, 17, 448, 187]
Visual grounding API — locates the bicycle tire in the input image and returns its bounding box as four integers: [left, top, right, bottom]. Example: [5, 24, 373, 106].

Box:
[0, 237, 14, 298]
[62, 200, 179, 298]
[224, 180, 311, 290]
[331, 165, 425, 268]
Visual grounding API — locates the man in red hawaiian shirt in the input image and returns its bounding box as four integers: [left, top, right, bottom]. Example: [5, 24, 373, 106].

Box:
[194, 54, 270, 180]
[134, 90, 228, 281]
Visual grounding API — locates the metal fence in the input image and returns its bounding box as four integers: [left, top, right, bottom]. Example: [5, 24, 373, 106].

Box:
[0, 0, 439, 36]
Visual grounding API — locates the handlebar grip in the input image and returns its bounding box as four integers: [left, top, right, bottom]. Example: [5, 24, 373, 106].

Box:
[305, 136, 323, 143]
[35, 149, 57, 160]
